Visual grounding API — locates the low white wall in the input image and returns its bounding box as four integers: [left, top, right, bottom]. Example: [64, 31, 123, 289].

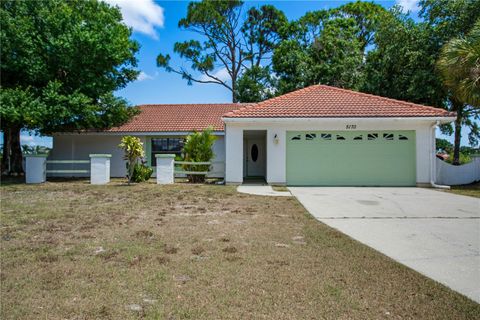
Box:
[225, 118, 441, 185]
[436, 157, 480, 186]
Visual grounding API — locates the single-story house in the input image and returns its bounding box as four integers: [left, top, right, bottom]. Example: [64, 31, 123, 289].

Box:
[49, 84, 455, 186]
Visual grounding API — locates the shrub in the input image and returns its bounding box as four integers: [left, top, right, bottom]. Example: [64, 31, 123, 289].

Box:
[131, 160, 153, 183]
[446, 152, 472, 165]
[182, 127, 216, 183]
[118, 136, 145, 184]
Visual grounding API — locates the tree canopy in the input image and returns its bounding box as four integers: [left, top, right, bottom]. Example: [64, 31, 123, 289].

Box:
[0, 0, 140, 174]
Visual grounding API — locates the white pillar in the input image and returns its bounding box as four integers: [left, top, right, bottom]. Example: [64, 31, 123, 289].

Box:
[224, 124, 244, 185]
[156, 154, 175, 184]
[89, 154, 111, 185]
[25, 154, 48, 184]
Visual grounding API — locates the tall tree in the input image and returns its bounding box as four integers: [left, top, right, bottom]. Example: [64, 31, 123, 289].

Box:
[156, 0, 287, 102]
[437, 21, 480, 163]
[241, 5, 288, 68]
[362, 11, 446, 107]
[0, 0, 139, 175]
[273, 17, 364, 94]
[421, 0, 480, 164]
[332, 1, 388, 52]
[271, 2, 386, 96]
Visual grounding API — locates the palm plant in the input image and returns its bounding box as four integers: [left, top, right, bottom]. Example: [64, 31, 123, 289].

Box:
[437, 21, 480, 164]
[182, 127, 217, 183]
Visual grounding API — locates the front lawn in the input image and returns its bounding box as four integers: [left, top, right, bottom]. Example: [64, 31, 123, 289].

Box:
[445, 182, 480, 198]
[1, 180, 478, 319]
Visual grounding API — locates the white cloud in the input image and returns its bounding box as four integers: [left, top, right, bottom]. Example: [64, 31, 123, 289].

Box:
[104, 0, 164, 39]
[137, 71, 154, 81]
[396, 0, 420, 13]
[200, 68, 231, 83]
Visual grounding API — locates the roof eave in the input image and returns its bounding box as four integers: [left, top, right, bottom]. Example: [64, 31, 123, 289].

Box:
[222, 116, 456, 124]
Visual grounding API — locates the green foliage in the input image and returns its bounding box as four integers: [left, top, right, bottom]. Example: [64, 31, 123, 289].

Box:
[436, 138, 453, 153]
[273, 17, 364, 94]
[419, 0, 480, 39]
[235, 66, 276, 102]
[437, 21, 480, 108]
[182, 127, 217, 183]
[131, 161, 153, 183]
[446, 152, 471, 165]
[460, 145, 480, 156]
[21, 145, 51, 155]
[241, 5, 288, 67]
[119, 136, 145, 184]
[331, 1, 388, 51]
[362, 10, 446, 107]
[272, 2, 387, 95]
[0, 0, 140, 174]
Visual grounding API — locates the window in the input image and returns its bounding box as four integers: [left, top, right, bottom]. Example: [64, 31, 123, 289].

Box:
[151, 138, 184, 165]
[353, 134, 363, 141]
[383, 133, 394, 140]
[306, 133, 316, 140]
[291, 134, 301, 141]
[320, 133, 332, 140]
[367, 133, 378, 140]
[399, 134, 409, 140]
[336, 135, 346, 140]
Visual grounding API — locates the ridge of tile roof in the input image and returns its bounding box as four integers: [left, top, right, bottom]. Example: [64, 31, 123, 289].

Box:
[223, 85, 455, 118]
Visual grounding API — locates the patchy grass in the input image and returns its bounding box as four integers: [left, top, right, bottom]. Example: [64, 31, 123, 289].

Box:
[447, 182, 480, 198]
[271, 185, 289, 192]
[1, 179, 479, 319]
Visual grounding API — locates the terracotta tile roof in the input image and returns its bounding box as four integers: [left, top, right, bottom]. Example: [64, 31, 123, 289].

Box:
[223, 85, 455, 118]
[109, 104, 250, 132]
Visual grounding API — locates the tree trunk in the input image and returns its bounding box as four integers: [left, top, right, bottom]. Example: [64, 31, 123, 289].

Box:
[1, 126, 24, 175]
[452, 100, 463, 166]
[231, 80, 237, 103]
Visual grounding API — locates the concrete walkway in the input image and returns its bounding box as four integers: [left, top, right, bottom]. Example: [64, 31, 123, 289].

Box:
[289, 187, 480, 303]
[237, 185, 291, 197]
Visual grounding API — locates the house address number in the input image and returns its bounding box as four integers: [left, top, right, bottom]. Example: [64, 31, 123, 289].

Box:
[345, 124, 357, 129]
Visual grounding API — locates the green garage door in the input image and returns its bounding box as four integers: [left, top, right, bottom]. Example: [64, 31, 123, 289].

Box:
[286, 131, 416, 186]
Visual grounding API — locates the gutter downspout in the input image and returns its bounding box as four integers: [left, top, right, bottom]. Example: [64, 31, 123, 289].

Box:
[430, 121, 450, 189]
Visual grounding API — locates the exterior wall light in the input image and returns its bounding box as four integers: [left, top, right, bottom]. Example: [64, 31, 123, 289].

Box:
[273, 134, 279, 144]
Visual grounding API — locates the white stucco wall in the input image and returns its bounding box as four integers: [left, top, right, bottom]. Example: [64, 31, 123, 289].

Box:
[224, 118, 451, 185]
[209, 136, 225, 177]
[49, 133, 225, 178]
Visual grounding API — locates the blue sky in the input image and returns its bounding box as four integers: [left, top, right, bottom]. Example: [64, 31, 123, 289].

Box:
[14, 0, 473, 147]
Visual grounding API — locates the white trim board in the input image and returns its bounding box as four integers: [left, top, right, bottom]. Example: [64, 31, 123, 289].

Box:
[53, 131, 226, 136]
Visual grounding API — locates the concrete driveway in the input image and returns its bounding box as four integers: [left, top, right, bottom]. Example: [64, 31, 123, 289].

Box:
[289, 187, 480, 303]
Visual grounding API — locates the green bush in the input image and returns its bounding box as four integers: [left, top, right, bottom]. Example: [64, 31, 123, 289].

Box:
[182, 127, 216, 183]
[446, 152, 472, 165]
[131, 161, 153, 183]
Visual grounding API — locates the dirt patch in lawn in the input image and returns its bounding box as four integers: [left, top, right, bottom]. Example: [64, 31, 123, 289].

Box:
[1, 179, 479, 319]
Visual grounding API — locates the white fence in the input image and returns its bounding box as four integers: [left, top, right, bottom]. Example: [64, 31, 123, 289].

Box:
[155, 154, 224, 184]
[46, 159, 90, 175]
[25, 154, 111, 184]
[436, 156, 480, 186]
